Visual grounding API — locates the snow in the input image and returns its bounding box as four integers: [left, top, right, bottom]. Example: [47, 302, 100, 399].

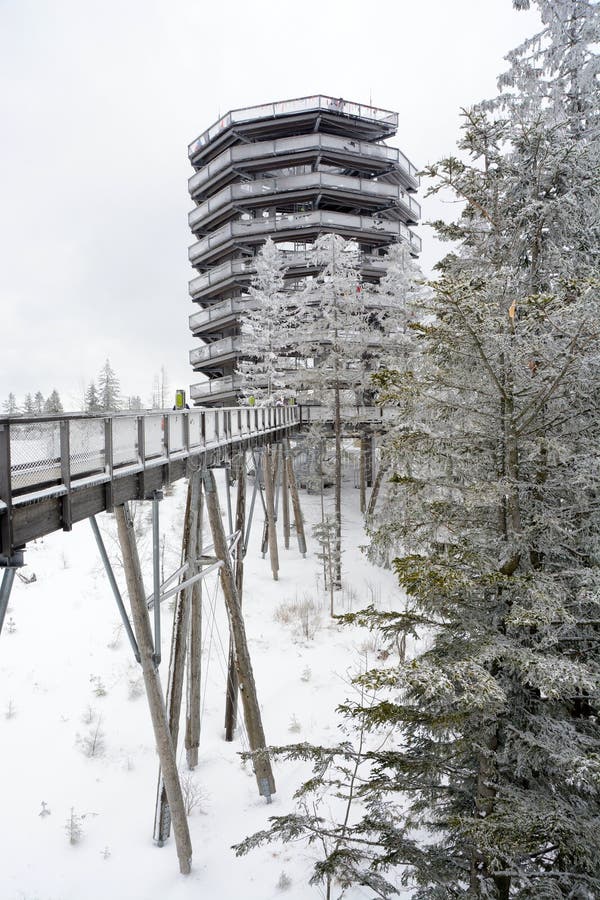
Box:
[0, 469, 404, 899]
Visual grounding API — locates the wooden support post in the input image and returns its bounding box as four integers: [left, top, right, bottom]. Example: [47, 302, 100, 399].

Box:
[366, 461, 389, 520]
[185, 470, 203, 768]
[202, 469, 276, 800]
[59, 419, 72, 531]
[273, 446, 281, 517]
[366, 435, 374, 487]
[359, 434, 368, 515]
[104, 417, 114, 510]
[284, 439, 307, 557]
[0, 423, 13, 560]
[154, 470, 201, 844]
[281, 443, 290, 550]
[114, 503, 192, 875]
[260, 449, 279, 558]
[262, 445, 279, 581]
[225, 452, 246, 741]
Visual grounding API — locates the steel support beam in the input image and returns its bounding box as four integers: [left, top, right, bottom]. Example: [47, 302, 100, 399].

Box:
[0, 568, 16, 639]
[152, 491, 163, 666]
[89, 515, 140, 663]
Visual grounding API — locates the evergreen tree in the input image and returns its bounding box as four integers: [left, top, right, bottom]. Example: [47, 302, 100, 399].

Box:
[238, 238, 295, 402]
[23, 393, 34, 415]
[2, 393, 18, 415]
[375, 242, 429, 372]
[237, 3, 600, 896]
[292, 234, 376, 588]
[33, 391, 44, 414]
[84, 381, 101, 413]
[43, 390, 63, 414]
[97, 359, 120, 412]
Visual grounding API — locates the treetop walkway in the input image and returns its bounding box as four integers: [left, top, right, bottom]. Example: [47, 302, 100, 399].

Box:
[0, 405, 303, 565]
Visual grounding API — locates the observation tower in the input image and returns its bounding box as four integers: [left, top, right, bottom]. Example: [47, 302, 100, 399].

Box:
[187, 95, 421, 406]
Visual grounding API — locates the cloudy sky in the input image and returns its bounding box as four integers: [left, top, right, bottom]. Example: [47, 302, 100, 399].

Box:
[0, 0, 541, 409]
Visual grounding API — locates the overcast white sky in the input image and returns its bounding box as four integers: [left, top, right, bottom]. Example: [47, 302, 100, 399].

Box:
[0, 0, 542, 409]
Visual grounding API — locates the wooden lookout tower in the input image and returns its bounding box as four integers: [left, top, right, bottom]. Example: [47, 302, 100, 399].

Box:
[187, 94, 421, 407]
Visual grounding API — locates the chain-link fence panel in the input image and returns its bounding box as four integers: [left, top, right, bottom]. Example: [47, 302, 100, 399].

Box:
[205, 410, 219, 445]
[189, 412, 202, 447]
[70, 419, 105, 477]
[112, 417, 138, 467]
[10, 422, 61, 492]
[168, 414, 184, 452]
[144, 415, 164, 459]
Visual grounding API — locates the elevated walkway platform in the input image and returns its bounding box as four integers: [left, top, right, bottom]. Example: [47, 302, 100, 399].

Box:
[0, 406, 302, 563]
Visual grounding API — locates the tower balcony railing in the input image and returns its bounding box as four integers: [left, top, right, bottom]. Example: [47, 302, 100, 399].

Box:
[188, 172, 420, 231]
[189, 258, 256, 299]
[190, 374, 242, 401]
[188, 95, 399, 156]
[188, 251, 389, 306]
[188, 133, 419, 197]
[189, 335, 243, 366]
[188, 210, 421, 266]
[189, 296, 252, 331]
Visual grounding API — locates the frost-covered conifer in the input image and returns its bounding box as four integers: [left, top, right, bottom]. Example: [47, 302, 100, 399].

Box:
[43, 389, 63, 414]
[98, 358, 121, 412]
[293, 234, 376, 587]
[237, 3, 600, 897]
[33, 391, 44, 414]
[2, 392, 18, 415]
[237, 238, 294, 401]
[362, 1, 600, 893]
[375, 242, 428, 371]
[85, 380, 101, 413]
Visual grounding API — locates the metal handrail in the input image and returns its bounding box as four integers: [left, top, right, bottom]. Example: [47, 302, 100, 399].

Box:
[188, 132, 419, 196]
[188, 211, 422, 266]
[189, 335, 243, 365]
[188, 95, 398, 156]
[188, 172, 421, 231]
[0, 407, 302, 500]
[188, 250, 389, 303]
[190, 375, 243, 399]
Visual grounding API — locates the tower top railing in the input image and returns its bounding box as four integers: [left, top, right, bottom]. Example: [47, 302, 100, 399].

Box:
[188, 95, 399, 157]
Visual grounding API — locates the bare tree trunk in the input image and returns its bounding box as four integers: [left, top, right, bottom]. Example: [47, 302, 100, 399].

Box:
[281, 443, 290, 549]
[155, 471, 200, 842]
[225, 452, 245, 741]
[115, 503, 192, 875]
[366, 460, 388, 520]
[285, 439, 307, 556]
[359, 433, 367, 513]
[185, 472, 203, 768]
[333, 384, 342, 589]
[202, 470, 276, 800]
[262, 445, 279, 581]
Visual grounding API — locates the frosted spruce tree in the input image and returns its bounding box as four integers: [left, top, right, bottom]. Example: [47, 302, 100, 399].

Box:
[292, 234, 376, 588]
[43, 389, 63, 414]
[98, 358, 121, 412]
[2, 393, 18, 415]
[237, 238, 295, 402]
[33, 391, 44, 414]
[366, 242, 431, 542]
[239, 234, 382, 588]
[85, 380, 102, 413]
[236, 3, 600, 897]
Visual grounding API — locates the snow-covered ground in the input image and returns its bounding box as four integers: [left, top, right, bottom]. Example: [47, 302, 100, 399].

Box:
[0, 469, 404, 900]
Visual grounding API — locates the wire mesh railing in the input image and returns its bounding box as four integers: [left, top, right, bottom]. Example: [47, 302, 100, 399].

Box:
[188, 95, 399, 157]
[0, 407, 302, 501]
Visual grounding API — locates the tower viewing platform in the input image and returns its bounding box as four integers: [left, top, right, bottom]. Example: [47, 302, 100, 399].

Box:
[187, 94, 421, 406]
